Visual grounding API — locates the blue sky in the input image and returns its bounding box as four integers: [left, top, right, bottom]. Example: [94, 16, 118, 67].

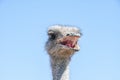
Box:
[0, 0, 120, 80]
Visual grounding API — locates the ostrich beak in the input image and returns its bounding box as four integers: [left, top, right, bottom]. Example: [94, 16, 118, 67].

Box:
[57, 33, 80, 50]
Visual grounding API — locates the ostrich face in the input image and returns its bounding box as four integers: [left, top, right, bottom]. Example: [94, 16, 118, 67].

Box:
[46, 25, 81, 58]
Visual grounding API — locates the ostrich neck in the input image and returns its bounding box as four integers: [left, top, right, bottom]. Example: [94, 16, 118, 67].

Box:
[50, 56, 70, 80]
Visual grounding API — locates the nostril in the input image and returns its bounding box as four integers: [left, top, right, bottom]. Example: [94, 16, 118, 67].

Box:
[66, 33, 80, 37]
[66, 33, 74, 36]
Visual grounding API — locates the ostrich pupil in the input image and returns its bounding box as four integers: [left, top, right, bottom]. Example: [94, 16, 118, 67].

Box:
[50, 34, 56, 40]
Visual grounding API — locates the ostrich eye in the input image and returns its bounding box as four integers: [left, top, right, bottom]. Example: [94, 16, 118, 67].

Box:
[48, 31, 56, 40]
[50, 34, 56, 40]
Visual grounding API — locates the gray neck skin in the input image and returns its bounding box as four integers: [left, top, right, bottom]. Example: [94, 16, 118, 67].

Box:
[50, 56, 70, 80]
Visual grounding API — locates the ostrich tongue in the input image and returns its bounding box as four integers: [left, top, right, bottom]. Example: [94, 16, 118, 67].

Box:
[59, 36, 79, 48]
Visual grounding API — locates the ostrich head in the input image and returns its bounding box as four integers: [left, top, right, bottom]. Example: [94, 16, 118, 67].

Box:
[46, 25, 82, 58]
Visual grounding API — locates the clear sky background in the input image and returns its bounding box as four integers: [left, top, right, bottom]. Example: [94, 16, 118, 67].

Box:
[0, 0, 120, 80]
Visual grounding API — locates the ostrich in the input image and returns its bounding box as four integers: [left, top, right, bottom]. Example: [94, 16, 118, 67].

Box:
[45, 25, 82, 80]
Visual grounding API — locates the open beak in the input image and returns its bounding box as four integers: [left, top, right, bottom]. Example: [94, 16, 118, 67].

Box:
[57, 33, 80, 49]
